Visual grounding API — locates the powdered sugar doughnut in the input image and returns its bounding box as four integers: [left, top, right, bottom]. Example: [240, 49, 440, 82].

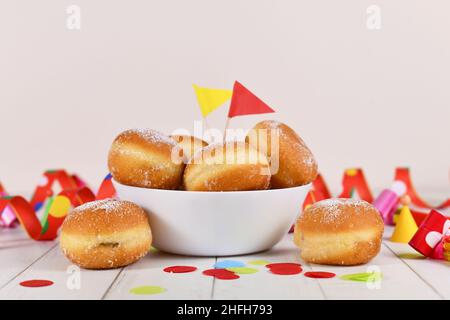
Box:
[170, 135, 208, 163]
[245, 120, 318, 188]
[294, 198, 384, 265]
[108, 129, 185, 189]
[60, 199, 152, 269]
[183, 142, 271, 191]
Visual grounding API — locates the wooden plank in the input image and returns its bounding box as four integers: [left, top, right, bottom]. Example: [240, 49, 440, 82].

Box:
[0, 228, 55, 289]
[104, 250, 216, 300]
[0, 245, 122, 300]
[383, 234, 449, 299]
[212, 236, 324, 300]
[308, 241, 442, 299]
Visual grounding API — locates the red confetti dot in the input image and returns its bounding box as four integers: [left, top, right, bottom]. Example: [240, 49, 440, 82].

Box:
[163, 266, 197, 273]
[304, 271, 336, 279]
[268, 265, 303, 275]
[266, 262, 303, 275]
[202, 269, 240, 280]
[20, 280, 54, 288]
[266, 263, 302, 269]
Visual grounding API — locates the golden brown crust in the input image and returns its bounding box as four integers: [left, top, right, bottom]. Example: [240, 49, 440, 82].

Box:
[245, 120, 318, 188]
[183, 142, 271, 191]
[170, 135, 208, 163]
[294, 198, 384, 266]
[108, 129, 185, 189]
[60, 199, 152, 269]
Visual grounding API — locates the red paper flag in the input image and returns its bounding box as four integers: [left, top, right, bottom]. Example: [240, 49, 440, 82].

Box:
[227, 81, 275, 118]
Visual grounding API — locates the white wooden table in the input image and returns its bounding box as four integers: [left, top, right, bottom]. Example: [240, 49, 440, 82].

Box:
[0, 225, 448, 300]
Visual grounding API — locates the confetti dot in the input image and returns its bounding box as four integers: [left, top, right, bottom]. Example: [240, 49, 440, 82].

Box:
[129, 286, 166, 295]
[163, 266, 197, 273]
[20, 280, 54, 288]
[149, 246, 159, 253]
[266, 263, 301, 268]
[266, 263, 302, 275]
[226, 267, 258, 274]
[49, 196, 71, 218]
[397, 253, 425, 260]
[340, 272, 383, 282]
[214, 260, 245, 269]
[203, 269, 240, 280]
[304, 271, 336, 279]
[248, 260, 270, 266]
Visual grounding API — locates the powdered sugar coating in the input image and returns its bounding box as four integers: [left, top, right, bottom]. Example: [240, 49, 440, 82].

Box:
[64, 199, 142, 225]
[125, 128, 178, 146]
[305, 198, 376, 225]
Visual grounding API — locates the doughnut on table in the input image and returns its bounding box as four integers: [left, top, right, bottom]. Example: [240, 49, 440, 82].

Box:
[0, 208, 448, 299]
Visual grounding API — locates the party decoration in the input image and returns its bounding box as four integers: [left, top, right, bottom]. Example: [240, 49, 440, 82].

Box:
[340, 272, 383, 282]
[390, 205, 418, 243]
[226, 267, 258, 274]
[202, 269, 240, 280]
[129, 285, 166, 295]
[304, 271, 336, 279]
[214, 260, 245, 269]
[163, 266, 197, 273]
[266, 263, 302, 275]
[0, 183, 6, 197]
[20, 279, 54, 288]
[223, 81, 276, 140]
[0, 170, 117, 241]
[96, 173, 116, 200]
[409, 210, 450, 258]
[338, 168, 373, 203]
[0, 205, 16, 228]
[397, 253, 425, 260]
[373, 181, 407, 224]
[430, 241, 445, 260]
[227, 81, 275, 118]
[193, 84, 232, 117]
[395, 168, 450, 210]
[248, 259, 271, 266]
[443, 235, 450, 261]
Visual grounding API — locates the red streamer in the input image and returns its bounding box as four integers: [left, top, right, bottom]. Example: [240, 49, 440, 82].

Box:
[0, 170, 116, 241]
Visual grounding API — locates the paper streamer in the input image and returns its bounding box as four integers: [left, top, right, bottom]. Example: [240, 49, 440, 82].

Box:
[338, 168, 373, 203]
[395, 168, 450, 209]
[0, 170, 116, 241]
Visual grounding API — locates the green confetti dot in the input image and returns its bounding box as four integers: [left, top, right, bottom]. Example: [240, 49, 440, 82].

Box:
[226, 267, 258, 274]
[129, 286, 166, 295]
[340, 272, 383, 282]
[397, 253, 425, 260]
[248, 260, 270, 266]
[149, 246, 159, 253]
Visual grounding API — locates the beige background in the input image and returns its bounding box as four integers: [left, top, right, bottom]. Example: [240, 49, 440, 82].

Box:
[1, 0, 449, 198]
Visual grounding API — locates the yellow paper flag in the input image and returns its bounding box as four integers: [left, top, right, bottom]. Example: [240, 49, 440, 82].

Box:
[193, 84, 232, 117]
[390, 206, 418, 243]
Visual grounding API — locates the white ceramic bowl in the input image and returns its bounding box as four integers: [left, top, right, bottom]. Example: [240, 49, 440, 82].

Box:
[113, 180, 311, 256]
